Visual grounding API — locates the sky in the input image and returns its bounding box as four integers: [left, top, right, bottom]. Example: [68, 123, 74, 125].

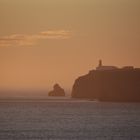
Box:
[0, 0, 140, 91]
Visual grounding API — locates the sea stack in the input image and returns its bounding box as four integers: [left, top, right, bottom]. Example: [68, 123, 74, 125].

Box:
[48, 84, 65, 96]
[72, 60, 140, 102]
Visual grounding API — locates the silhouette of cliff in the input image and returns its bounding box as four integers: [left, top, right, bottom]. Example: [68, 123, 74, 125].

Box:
[48, 84, 65, 96]
[72, 61, 140, 102]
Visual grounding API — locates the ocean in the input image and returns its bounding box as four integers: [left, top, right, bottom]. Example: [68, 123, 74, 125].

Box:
[0, 98, 140, 140]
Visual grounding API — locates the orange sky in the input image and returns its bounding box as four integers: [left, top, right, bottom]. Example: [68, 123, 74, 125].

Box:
[0, 0, 140, 90]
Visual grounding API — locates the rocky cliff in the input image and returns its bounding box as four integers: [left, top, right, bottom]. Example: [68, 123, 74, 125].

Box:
[72, 69, 140, 102]
[48, 84, 65, 96]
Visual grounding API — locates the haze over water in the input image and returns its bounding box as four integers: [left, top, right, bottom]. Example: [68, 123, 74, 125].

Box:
[0, 1, 140, 139]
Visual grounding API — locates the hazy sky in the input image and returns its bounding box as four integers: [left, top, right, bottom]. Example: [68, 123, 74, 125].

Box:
[0, 0, 140, 90]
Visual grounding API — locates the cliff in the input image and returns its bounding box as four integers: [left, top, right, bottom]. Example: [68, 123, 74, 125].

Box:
[72, 69, 140, 102]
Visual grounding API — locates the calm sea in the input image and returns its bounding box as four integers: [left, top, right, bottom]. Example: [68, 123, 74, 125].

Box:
[0, 98, 140, 140]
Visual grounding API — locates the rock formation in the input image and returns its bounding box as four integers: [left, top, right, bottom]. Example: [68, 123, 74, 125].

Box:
[48, 84, 65, 96]
[72, 61, 140, 102]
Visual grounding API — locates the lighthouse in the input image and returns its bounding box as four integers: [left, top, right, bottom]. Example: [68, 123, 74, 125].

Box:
[99, 59, 102, 67]
[96, 60, 118, 71]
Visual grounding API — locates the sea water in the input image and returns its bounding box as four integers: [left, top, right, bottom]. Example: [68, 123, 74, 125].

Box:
[0, 98, 140, 140]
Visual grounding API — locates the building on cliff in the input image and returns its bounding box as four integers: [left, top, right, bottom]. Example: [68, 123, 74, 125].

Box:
[72, 61, 140, 102]
[96, 60, 118, 71]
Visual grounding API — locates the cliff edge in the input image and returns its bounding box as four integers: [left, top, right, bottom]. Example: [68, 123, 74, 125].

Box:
[72, 61, 140, 102]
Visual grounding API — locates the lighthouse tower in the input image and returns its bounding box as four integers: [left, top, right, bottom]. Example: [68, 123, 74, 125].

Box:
[98, 59, 102, 67]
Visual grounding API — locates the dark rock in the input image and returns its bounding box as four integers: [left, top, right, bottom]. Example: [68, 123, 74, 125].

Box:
[48, 84, 65, 96]
[72, 68, 140, 102]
